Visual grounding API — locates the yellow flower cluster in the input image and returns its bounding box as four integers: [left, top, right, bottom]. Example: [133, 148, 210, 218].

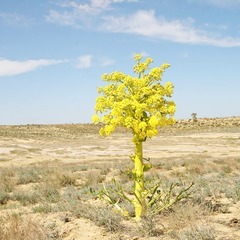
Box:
[133, 57, 153, 75]
[93, 54, 176, 141]
[134, 54, 142, 62]
[102, 71, 126, 82]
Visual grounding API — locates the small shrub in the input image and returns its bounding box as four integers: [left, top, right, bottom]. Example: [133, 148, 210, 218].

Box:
[56, 172, 76, 187]
[164, 201, 208, 231]
[84, 170, 105, 186]
[42, 168, 77, 187]
[87, 206, 124, 232]
[0, 213, 49, 240]
[33, 203, 54, 213]
[175, 224, 216, 240]
[35, 183, 60, 203]
[11, 190, 40, 206]
[61, 185, 89, 202]
[139, 216, 164, 237]
[59, 195, 124, 233]
[0, 189, 10, 205]
[0, 173, 16, 192]
[221, 165, 233, 174]
[17, 168, 41, 184]
[229, 184, 240, 203]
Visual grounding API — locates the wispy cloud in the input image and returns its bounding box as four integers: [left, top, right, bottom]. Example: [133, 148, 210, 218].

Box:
[60, 0, 138, 13]
[0, 58, 66, 77]
[101, 10, 240, 47]
[76, 55, 92, 69]
[0, 12, 33, 27]
[46, 9, 84, 28]
[46, 1, 240, 47]
[46, 0, 138, 28]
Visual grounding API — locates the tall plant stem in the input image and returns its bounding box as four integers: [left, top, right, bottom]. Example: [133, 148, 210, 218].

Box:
[133, 140, 147, 220]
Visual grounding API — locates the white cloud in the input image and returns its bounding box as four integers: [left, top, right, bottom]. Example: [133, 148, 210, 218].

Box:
[46, 9, 84, 27]
[101, 10, 240, 47]
[63, 0, 137, 12]
[46, 2, 240, 47]
[46, 0, 138, 27]
[0, 58, 66, 77]
[76, 55, 92, 69]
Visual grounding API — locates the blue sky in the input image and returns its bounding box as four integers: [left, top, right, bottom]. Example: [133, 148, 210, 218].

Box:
[0, 0, 240, 125]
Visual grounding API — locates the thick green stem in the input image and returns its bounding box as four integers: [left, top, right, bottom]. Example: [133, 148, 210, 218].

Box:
[133, 139, 147, 220]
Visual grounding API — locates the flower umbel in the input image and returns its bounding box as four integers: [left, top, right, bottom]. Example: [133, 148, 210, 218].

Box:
[93, 54, 175, 140]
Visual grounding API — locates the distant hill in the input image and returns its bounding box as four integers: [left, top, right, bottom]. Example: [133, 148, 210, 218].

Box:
[0, 116, 239, 139]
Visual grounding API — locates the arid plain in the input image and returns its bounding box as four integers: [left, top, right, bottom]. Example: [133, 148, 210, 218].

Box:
[0, 117, 240, 240]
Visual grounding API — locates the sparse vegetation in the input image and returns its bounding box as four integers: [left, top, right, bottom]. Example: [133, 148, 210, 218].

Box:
[0, 118, 239, 239]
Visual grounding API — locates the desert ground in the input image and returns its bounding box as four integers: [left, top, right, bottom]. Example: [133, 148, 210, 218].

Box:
[0, 117, 240, 240]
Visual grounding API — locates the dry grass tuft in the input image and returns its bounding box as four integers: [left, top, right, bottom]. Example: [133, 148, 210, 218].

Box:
[0, 213, 49, 240]
[174, 223, 216, 240]
[163, 201, 208, 231]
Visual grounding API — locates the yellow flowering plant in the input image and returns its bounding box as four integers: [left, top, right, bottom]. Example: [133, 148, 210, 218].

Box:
[93, 54, 181, 220]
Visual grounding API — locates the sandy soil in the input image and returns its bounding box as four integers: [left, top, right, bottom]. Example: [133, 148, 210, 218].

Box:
[1, 132, 239, 166]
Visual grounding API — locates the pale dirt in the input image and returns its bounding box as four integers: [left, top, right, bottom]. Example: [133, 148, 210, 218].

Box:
[1, 132, 239, 167]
